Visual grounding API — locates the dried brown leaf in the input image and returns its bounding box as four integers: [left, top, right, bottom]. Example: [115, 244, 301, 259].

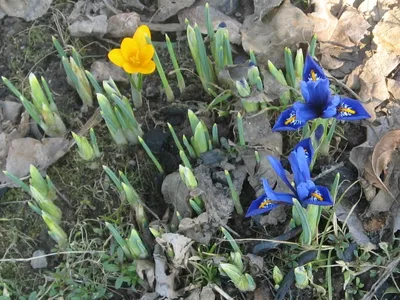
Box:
[359, 50, 400, 103]
[242, 0, 313, 68]
[373, 8, 400, 55]
[310, 3, 370, 77]
[371, 129, 400, 188]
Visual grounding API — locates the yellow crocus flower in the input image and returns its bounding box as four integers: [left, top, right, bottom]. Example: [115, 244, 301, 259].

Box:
[108, 25, 155, 74]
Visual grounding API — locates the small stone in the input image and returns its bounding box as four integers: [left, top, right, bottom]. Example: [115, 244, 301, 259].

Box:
[30, 250, 48, 269]
[200, 149, 224, 165]
[106, 12, 141, 38]
[0, 99, 22, 124]
[69, 15, 108, 38]
[90, 60, 128, 83]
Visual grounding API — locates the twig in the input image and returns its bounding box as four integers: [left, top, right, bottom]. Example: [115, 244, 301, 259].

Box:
[361, 255, 400, 300]
[0, 250, 105, 263]
[210, 284, 234, 300]
[312, 162, 344, 181]
[328, 75, 365, 102]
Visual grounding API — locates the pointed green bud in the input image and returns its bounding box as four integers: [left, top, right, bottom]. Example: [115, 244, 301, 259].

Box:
[29, 73, 49, 111]
[294, 266, 309, 289]
[187, 109, 200, 134]
[273, 266, 284, 285]
[230, 251, 243, 272]
[126, 229, 148, 259]
[295, 49, 304, 81]
[247, 62, 260, 86]
[42, 211, 67, 248]
[179, 165, 197, 188]
[235, 78, 251, 98]
[193, 122, 208, 155]
[72, 132, 94, 161]
[29, 165, 48, 196]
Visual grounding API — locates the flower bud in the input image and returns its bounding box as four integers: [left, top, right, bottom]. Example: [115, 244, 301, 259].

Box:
[235, 78, 251, 98]
[247, 62, 260, 86]
[294, 266, 309, 289]
[273, 266, 284, 285]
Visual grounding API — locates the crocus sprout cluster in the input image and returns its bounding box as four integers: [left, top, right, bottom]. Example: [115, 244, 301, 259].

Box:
[2, 74, 67, 137]
[53, 37, 94, 111]
[273, 55, 370, 131]
[4, 166, 67, 248]
[246, 138, 333, 217]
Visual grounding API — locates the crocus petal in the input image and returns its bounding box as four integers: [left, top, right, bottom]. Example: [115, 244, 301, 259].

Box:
[135, 60, 156, 75]
[267, 156, 297, 194]
[133, 25, 152, 48]
[303, 55, 326, 82]
[262, 178, 294, 204]
[273, 107, 306, 131]
[302, 185, 333, 206]
[288, 147, 311, 186]
[293, 102, 320, 123]
[334, 97, 371, 121]
[139, 44, 155, 62]
[294, 138, 314, 166]
[121, 38, 139, 60]
[122, 61, 140, 74]
[108, 49, 124, 67]
[300, 79, 331, 107]
[245, 194, 281, 217]
[322, 95, 340, 118]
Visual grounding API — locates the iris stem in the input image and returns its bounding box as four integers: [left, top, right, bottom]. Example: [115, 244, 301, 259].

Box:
[146, 37, 174, 102]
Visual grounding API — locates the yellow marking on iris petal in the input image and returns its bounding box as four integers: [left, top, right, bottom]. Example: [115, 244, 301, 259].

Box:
[259, 199, 273, 209]
[338, 107, 356, 114]
[285, 115, 296, 125]
[311, 69, 317, 81]
[311, 192, 323, 201]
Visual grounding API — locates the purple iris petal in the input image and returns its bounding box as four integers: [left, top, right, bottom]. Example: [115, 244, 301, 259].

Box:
[303, 55, 326, 82]
[245, 194, 280, 217]
[322, 95, 340, 118]
[262, 178, 294, 204]
[267, 156, 297, 194]
[288, 147, 311, 186]
[296, 180, 316, 202]
[293, 102, 320, 123]
[334, 97, 371, 121]
[272, 107, 306, 131]
[245, 179, 294, 217]
[302, 185, 334, 206]
[294, 138, 314, 166]
[300, 79, 331, 107]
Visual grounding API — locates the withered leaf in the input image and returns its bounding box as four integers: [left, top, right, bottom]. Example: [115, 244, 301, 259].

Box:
[371, 129, 400, 189]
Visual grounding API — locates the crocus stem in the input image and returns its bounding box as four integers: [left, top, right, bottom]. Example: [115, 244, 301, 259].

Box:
[129, 73, 143, 108]
[146, 37, 174, 102]
[225, 170, 243, 215]
[138, 136, 164, 174]
[165, 34, 185, 93]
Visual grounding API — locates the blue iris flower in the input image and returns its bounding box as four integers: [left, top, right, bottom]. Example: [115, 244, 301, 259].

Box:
[245, 138, 333, 217]
[273, 55, 371, 131]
